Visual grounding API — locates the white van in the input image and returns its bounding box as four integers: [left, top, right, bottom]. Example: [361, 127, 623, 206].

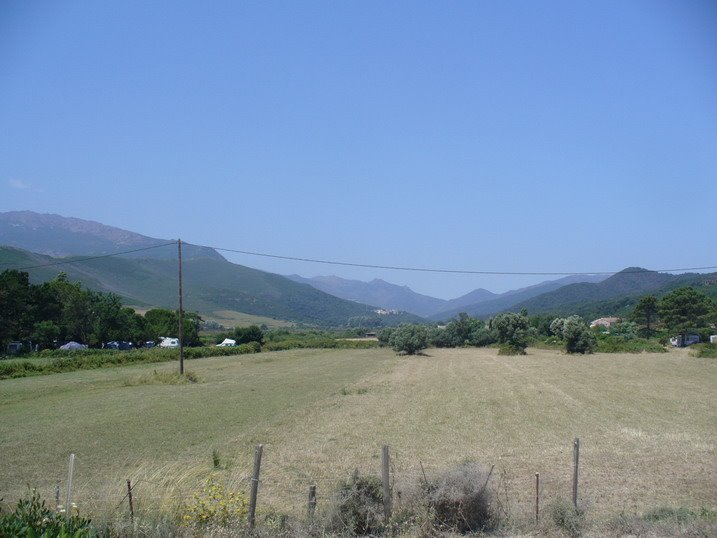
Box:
[159, 337, 180, 348]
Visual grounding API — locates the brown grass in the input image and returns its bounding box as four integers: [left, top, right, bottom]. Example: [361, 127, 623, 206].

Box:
[1, 346, 714, 532]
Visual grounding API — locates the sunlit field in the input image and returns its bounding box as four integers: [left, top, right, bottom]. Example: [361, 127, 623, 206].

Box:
[1, 346, 714, 531]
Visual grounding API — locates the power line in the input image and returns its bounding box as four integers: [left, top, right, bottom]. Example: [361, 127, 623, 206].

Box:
[1, 239, 716, 277]
[209, 246, 717, 277]
[0, 242, 177, 271]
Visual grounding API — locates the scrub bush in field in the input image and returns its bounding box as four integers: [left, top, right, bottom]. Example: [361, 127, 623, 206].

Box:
[490, 312, 532, 355]
[388, 324, 429, 354]
[425, 462, 497, 533]
[547, 498, 585, 537]
[181, 475, 248, 529]
[324, 470, 385, 536]
[550, 316, 596, 354]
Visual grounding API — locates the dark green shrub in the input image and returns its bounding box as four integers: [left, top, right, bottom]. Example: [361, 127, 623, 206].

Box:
[550, 316, 596, 354]
[388, 324, 429, 355]
[0, 490, 93, 537]
[491, 312, 531, 354]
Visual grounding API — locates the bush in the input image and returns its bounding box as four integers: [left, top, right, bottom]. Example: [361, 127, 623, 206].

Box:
[547, 498, 585, 537]
[595, 334, 666, 353]
[0, 344, 262, 380]
[324, 470, 385, 536]
[388, 324, 429, 355]
[425, 462, 496, 533]
[181, 474, 248, 529]
[691, 343, 717, 358]
[490, 312, 532, 354]
[0, 489, 93, 537]
[550, 316, 596, 354]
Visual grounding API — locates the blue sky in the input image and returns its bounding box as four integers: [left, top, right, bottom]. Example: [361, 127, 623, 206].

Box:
[1, 1, 715, 299]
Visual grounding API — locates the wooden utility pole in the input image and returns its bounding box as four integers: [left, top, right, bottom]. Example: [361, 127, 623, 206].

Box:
[178, 239, 184, 375]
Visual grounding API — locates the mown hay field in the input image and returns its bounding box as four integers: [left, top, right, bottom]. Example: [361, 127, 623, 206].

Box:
[0, 346, 714, 528]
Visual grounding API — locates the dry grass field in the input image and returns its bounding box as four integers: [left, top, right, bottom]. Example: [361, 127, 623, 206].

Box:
[0, 346, 715, 532]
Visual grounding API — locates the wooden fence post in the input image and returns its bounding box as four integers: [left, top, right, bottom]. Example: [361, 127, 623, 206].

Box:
[535, 472, 540, 524]
[126, 479, 134, 524]
[572, 438, 580, 508]
[65, 453, 75, 519]
[55, 482, 61, 511]
[382, 445, 391, 523]
[248, 444, 263, 529]
[307, 484, 317, 522]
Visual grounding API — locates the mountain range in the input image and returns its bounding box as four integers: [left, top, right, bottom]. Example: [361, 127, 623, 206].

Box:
[288, 273, 609, 319]
[1, 211, 714, 325]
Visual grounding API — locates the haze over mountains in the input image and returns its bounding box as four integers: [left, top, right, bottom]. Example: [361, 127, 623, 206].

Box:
[1, 211, 715, 325]
[287, 274, 608, 319]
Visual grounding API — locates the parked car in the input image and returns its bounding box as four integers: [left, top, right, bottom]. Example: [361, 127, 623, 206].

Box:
[159, 337, 180, 348]
[104, 340, 134, 350]
[5, 341, 32, 355]
[141, 341, 156, 349]
[669, 334, 700, 347]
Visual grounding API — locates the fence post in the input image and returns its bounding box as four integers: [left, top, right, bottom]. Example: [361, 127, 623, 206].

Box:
[382, 445, 391, 523]
[307, 484, 317, 522]
[65, 453, 75, 519]
[572, 438, 580, 508]
[248, 444, 263, 529]
[127, 479, 134, 524]
[535, 472, 540, 524]
[55, 481, 61, 511]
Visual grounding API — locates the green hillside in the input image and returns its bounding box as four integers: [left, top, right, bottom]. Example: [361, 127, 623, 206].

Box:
[512, 268, 717, 318]
[0, 247, 422, 327]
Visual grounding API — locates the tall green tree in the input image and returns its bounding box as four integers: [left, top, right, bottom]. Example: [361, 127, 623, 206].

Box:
[0, 270, 32, 346]
[631, 295, 658, 333]
[659, 287, 713, 337]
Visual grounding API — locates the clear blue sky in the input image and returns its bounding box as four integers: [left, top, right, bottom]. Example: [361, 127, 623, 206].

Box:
[1, 1, 715, 299]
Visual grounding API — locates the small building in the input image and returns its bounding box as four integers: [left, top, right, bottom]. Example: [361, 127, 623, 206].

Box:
[590, 317, 620, 329]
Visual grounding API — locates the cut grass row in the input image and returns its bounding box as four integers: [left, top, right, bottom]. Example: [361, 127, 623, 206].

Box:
[0, 346, 714, 534]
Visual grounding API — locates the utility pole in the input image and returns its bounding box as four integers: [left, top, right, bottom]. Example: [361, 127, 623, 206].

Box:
[178, 238, 185, 375]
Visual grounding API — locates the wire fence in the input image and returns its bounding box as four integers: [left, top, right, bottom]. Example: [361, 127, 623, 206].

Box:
[2, 442, 587, 528]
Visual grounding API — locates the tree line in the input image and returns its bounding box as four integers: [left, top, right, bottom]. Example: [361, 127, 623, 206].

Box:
[0, 270, 202, 350]
[379, 286, 717, 355]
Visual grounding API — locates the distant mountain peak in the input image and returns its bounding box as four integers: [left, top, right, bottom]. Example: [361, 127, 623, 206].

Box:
[0, 210, 224, 261]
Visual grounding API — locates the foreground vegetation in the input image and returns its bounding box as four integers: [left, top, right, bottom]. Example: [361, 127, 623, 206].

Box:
[1, 346, 714, 536]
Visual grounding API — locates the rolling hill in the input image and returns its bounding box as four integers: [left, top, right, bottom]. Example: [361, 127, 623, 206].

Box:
[429, 274, 609, 320]
[509, 267, 717, 318]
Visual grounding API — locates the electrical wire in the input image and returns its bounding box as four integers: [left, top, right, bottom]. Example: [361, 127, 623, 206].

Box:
[209, 246, 717, 277]
[1, 239, 715, 277]
[0, 242, 177, 271]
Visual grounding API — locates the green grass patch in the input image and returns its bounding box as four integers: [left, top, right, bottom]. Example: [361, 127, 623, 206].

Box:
[262, 337, 378, 352]
[595, 334, 666, 353]
[123, 369, 200, 386]
[691, 343, 717, 358]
